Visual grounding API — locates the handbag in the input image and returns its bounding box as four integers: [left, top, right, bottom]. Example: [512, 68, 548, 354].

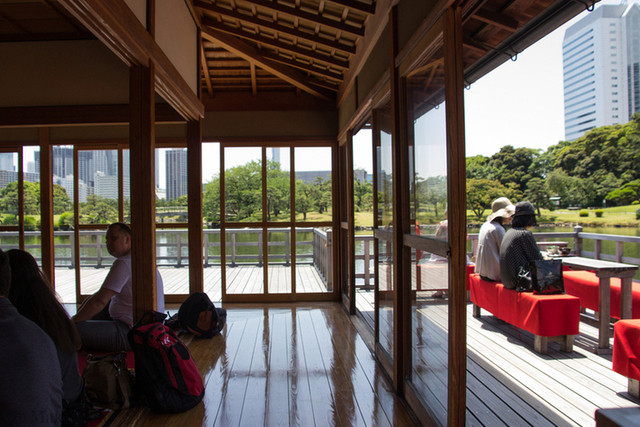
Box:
[82, 351, 133, 410]
[530, 259, 564, 294]
[516, 266, 532, 292]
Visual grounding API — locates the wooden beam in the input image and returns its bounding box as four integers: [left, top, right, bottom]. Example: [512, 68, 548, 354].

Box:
[337, 0, 394, 107]
[444, 6, 467, 426]
[327, 0, 376, 15]
[39, 128, 55, 286]
[0, 104, 184, 128]
[129, 65, 158, 321]
[57, 0, 204, 121]
[203, 19, 349, 69]
[259, 50, 344, 81]
[187, 119, 204, 294]
[218, 0, 365, 37]
[198, 5, 357, 54]
[202, 27, 335, 101]
[200, 43, 214, 97]
[472, 9, 519, 32]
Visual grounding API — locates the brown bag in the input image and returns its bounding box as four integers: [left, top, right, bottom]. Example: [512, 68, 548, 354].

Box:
[82, 351, 133, 410]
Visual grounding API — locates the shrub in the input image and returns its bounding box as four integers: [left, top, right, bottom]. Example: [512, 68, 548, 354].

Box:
[637, 208, 640, 220]
[579, 210, 589, 217]
[633, 200, 640, 205]
[595, 209, 603, 217]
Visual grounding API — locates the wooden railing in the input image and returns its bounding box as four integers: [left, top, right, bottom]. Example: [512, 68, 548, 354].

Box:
[5, 226, 637, 287]
[467, 225, 640, 266]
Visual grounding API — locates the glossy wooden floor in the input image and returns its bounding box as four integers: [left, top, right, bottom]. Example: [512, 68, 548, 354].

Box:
[109, 302, 418, 427]
[54, 265, 327, 303]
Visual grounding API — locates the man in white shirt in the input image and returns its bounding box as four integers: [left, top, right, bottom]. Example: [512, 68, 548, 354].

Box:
[72, 222, 165, 351]
[475, 197, 515, 282]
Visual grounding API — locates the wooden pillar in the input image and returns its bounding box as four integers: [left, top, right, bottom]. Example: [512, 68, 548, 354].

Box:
[444, 6, 467, 426]
[129, 64, 157, 320]
[39, 127, 55, 286]
[390, 5, 410, 393]
[187, 119, 204, 293]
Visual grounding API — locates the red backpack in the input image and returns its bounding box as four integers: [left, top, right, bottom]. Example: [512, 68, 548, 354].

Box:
[128, 313, 204, 413]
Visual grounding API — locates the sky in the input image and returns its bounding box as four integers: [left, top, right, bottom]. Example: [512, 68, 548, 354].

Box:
[465, 0, 633, 157]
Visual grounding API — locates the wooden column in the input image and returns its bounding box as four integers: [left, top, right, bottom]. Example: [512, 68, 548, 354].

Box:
[390, 5, 410, 393]
[129, 64, 157, 320]
[187, 119, 204, 293]
[39, 127, 55, 286]
[444, 6, 467, 426]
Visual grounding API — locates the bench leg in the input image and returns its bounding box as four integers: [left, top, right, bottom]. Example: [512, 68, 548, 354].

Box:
[630, 379, 640, 399]
[560, 335, 574, 353]
[534, 336, 548, 354]
[472, 304, 481, 318]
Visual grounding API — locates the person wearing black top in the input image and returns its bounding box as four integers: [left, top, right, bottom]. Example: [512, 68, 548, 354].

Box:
[499, 201, 543, 290]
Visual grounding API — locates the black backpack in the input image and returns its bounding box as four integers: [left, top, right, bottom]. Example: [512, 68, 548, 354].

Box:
[168, 292, 227, 339]
[128, 311, 204, 413]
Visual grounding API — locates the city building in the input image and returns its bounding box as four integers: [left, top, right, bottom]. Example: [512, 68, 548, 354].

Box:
[563, 2, 640, 141]
[166, 149, 188, 201]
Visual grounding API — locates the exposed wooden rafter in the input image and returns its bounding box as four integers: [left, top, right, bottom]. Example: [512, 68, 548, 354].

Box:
[202, 17, 350, 69]
[197, 3, 357, 54]
[202, 27, 335, 101]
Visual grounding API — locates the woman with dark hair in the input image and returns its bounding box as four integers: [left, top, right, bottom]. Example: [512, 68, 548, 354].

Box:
[499, 201, 543, 290]
[7, 249, 87, 427]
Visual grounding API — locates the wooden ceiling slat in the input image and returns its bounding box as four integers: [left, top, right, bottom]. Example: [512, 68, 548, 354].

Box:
[230, 0, 365, 37]
[203, 18, 349, 69]
[199, 8, 356, 54]
[472, 9, 519, 32]
[324, 0, 375, 15]
[202, 27, 335, 100]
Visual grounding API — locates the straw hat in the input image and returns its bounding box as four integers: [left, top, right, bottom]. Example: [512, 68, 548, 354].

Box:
[487, 197, 515, 222]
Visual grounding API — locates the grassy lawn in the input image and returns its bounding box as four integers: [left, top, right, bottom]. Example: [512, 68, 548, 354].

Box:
[468, 205, 640, 227]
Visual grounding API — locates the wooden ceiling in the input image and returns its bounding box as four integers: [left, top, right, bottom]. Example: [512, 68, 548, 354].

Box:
[1, 0, 590, 107]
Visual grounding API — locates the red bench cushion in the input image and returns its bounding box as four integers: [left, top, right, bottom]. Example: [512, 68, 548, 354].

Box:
[563, 270, 640, 319]
[469, 273, 580, 337]
[613, 319, 640, 382]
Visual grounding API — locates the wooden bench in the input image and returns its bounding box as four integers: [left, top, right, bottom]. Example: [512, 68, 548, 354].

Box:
[563, 270, 640, 319]
[613, 319, 640, 398]
[468, 273, 580, 354]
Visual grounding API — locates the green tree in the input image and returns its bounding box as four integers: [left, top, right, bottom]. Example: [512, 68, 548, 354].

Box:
[53, 184, 71, 215]
[266, 160, 290, 220]
[224, 160, 262, 221]
[79, 195, 118, 224]
[309, 177, 331, 214]
[203, 177, 221, 223]
[0, 181, 40, 215]
[295, 180, 312, 220]
[488, 145, 542, 192]
[466, 178, 516, 220]
[354, 180, 373, 212]
[524, 177, 551, 214]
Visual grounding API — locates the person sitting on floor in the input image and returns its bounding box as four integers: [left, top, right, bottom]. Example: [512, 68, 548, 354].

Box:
[7, 249, 87, 427]
[72, 222, 165, 352]
[0, 248, 63, 426]
[499, 201, 543, 290]
[475, 197, 515, 282]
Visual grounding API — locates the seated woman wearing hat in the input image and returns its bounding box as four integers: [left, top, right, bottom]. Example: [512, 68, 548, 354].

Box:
[499, 201, 543, 290]
[475, 197, 515, 282]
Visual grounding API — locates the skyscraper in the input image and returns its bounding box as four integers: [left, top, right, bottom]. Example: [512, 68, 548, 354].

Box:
[563, 3, 640, 141]
[166, 149, 188, 201]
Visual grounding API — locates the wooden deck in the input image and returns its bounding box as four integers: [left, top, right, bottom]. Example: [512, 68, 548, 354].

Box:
[53, 265, 327, 303]
[57, 266, 640, 425]
[354, 289, 640, 426]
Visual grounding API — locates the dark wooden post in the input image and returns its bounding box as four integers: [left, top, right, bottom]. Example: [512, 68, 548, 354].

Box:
[39, 127, 55, 286]
[129, 64, 158, 320]
[390, 5, 410, 393]
[187, 119, 204, 293]
[444, 6, 467, 426]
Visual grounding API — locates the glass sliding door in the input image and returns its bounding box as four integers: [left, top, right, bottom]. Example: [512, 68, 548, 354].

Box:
[374, 106, 395, 362]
